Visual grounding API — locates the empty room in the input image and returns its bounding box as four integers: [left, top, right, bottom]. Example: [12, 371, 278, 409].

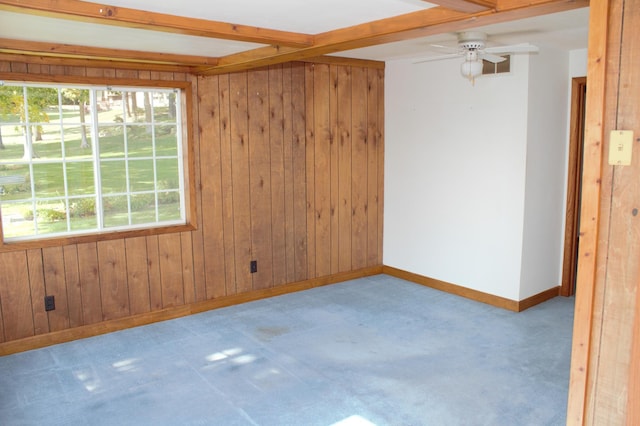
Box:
[0, 0, 638, 424]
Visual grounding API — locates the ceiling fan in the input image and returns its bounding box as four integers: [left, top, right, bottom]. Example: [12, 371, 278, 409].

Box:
[413, 31, 539, 84]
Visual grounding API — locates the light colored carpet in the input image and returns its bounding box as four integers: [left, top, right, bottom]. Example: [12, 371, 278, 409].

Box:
[0, 275, 573, 425]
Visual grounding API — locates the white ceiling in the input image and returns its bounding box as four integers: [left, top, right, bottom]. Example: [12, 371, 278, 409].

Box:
[0, 1, 589, 62]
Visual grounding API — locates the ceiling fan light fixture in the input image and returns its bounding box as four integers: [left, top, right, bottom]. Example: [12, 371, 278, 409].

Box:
[460, 59, 483, 83]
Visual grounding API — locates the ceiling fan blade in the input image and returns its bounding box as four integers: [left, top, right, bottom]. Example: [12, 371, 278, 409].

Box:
[485, 44, 539, 54]
[481, 53, 507, 63]
[429, 43, 459, 53]
[413, 53, 461, 64]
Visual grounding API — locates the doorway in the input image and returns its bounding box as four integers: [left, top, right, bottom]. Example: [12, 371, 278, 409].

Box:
[561, 77, 587, 297]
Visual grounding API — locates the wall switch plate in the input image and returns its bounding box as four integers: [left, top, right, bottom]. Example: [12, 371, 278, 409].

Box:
[609, 130, 634, 166]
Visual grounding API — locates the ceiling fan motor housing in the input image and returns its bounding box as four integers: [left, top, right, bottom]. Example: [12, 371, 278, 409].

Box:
[457, 31, 488, 50]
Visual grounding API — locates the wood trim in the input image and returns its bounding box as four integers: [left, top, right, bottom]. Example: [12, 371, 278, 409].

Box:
[627, 278, 640, 425]
[0, 38, 219, 66]
[0, 0, 312, 47]
[518, 286, 561, 312]
[382, 266, 519, 311]
[0, 52, 195, 73]
[198, 0, 589, 75]
[0, 266, 383, 356]
[561, 77, 587, 297]
[424, 0, 496, 13]
[566, 0, 610, 422]
[299, 56, 385, 70]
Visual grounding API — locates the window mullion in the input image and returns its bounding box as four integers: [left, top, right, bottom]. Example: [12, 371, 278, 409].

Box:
[90, 89, 104, 230]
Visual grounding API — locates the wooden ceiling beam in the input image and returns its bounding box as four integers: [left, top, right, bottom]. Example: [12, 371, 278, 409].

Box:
[0, 0, 313, 48]
[0, 52, 195, 73]
[422, 0, 497, 13]
[0, 38, 219, 66]
[197, 0, 589, 75]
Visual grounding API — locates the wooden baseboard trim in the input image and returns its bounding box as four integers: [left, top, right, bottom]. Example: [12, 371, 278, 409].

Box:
[382, 266, 560, 312]
[0, 265, 383, 356]
[517, 286, 561, 312]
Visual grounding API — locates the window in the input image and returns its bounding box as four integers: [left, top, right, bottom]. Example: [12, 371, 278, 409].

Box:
[0, 81, 186, 242]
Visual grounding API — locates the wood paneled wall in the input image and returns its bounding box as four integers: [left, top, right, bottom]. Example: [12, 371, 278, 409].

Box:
[0, 60, 384, 347]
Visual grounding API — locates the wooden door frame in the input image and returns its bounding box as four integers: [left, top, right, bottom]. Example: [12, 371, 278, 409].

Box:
[561, 77, 587, 297]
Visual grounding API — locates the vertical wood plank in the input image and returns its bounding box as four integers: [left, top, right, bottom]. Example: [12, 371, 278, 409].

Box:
[219, 74, 238, 296]
[199, 75, 227, 299]
[337, 66, 353, 272]
[0, 251, 35, 340]
[313, 63, 332, 277]
[62, 245, 83, 328]
[248, 67, 274, 289]
[377, 68, 385, 265]
[269, 64, 288, 286]
[230, 71, 253, 294]
[291, 63, 308, 281]
[282, 63, 296, 283]
[97, 240, 130, 320]
[26, 249, 49, 335]
[305, 63, 317, 278]
[42, 247, 70, 332]
[329, 65, 340, 274]
[76, 242, 102, 325]
[125, 237, 151, 316]
[188, 74, 207, 303]
[367, 68, 380, 267]
[146, 236, 163, 310]
[569, 0, 615, 422]
[351, 66, 369, 269]
[592, 1, 640, 422]
[181, 232, 196, 304]
[158, 233, 185, 308]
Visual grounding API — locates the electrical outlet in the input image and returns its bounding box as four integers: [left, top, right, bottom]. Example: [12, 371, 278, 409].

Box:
[250, 260, 258, 273]
[44, 295, 55, 311]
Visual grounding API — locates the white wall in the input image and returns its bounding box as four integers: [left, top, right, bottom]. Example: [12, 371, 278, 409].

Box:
[519, 46, 570, 299]
[384, 48, 572, 301]
[570, 48, 588, 77]
[384, 55, 530, 300]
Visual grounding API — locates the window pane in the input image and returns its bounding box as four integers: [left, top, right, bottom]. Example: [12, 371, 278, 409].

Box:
[107, 91, 128, 122]
[98, 127, 125, 158]
[35, 198, 68, 235]
[26, 87, 58, 125]
[156, 126, 178, 156]
[102, 195, 129, 227]
[0, 125, 25, 161]
[158, 192, 181, 221]
[156, 158, 179, 190]
[33, 163, 64, 197]
[60, 89, 91, 124]
[36, 124, 63, 159]
[66, 161, 95, 195]
[69, 197, 97, 231]
[100, 160, 127, 194]
[0, 164, 30, 201]
[128, 159, 154, 192]
[155, 92, 177, 123]
[62, 125, 93, 158]
[130, 193, 156, 225]
[1, 201, 35, 238]
[127, 127, 153, 158]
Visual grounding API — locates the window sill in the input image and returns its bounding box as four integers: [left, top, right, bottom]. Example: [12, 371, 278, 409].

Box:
[0, 222, 197, 253]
